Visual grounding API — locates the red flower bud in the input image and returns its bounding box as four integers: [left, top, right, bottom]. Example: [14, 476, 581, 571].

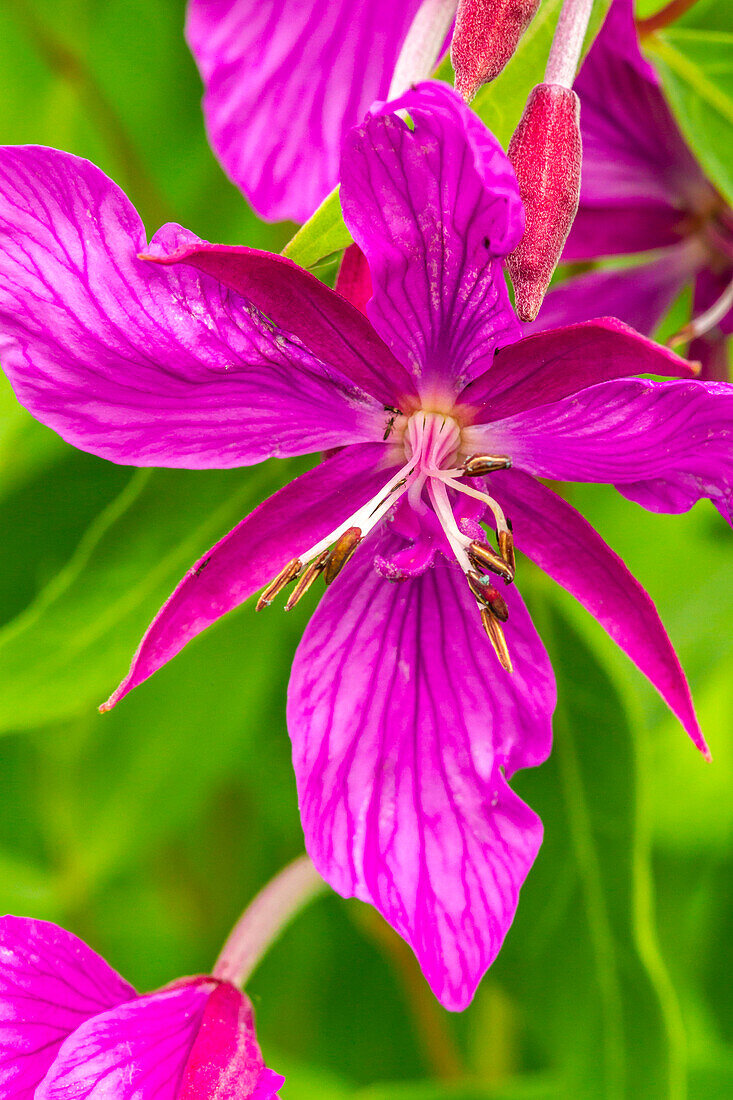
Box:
[507, 82, 582, 322]
[451, 0, 541, 101]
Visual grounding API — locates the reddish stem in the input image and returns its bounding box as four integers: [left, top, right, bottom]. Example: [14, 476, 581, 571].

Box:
[637, 0, 701, 36]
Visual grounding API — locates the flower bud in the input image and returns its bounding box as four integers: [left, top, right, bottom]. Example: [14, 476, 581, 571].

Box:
[451, 0, 541, 101]
[507, 83, 582, 322]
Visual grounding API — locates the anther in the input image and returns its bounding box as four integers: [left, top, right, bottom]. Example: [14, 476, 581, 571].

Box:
[284, 550, 329, 610]
[481, 609, 513, 673]
[466, 572, 510, 621]
[498, 527, 516, 575]
[324, 527, 362, 585]
[463, 454, 512, 476]
[468, 539, 514, 583]
[256, 558, 302, 611]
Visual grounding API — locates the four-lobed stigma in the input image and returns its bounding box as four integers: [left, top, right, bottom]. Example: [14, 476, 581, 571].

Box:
[257, 411, 516, 671]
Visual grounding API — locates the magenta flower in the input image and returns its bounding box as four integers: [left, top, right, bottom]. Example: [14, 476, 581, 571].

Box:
[186, 0, 446, 222]
[532, 0, 733, 378]
[0, 83, 729, 1009]
[0, 916, 281, 1099]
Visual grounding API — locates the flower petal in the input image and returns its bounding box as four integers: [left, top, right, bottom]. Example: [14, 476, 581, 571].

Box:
[103, 443, 399, 709]
[457, 317, 696, 421]
[341, 81, 524, 400]
[142, 233, 414, 405]
[0, 917, 135, 1100]
[36, 984, 211, 1100]
[0, 146, 383, 469]
[526, 251, 694, 340]
[287, 540, 555, 1010]
[490, 469, 708, 755]
[186, 0, 422, 222]
[179, 982, 283, 1100]
[564, 0, 705, 261]
[470, 379, 733, 519]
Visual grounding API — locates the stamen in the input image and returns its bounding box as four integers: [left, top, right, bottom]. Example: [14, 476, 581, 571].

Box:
[256, 558, 302, 611]
[462, 454, 512, 476]
[438, 475, 511, 535]
[481, 609, 514, 673]
[466, 572, 510, 620]
[668, 275, 733, 346]
[468, 539, 514, 584]
[498, 527, 516, 575]
[284, 551, 330, 611]
[324, 527, 363, 585]
[427, 479, 473, 572]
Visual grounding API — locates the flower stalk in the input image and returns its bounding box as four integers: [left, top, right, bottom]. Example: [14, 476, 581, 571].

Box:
[213, 856, 326, 989]
[544, 0, 595, 87]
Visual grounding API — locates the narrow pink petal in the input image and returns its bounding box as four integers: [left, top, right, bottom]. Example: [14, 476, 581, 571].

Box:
[564, 0, 705, 261]
[186, 0, 421, 222]
[179, 982, 283, 1099]
[0, 147, 383, 469]
[143, 234, 414, 405]
[526, 251, 694, 340]
[103, 443, 399, 709]
[475, 378, 733, 518]
[0, 917, 135, 1100]
[489, 469, 709, 755]
[287, 539, 555, 1010]
[36, 984, 211, 1099]
[341, 81, 524, 400]
[457, 317, 696, 421]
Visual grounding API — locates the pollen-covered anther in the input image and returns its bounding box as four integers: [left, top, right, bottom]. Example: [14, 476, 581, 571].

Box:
[498, 527, 516, 575]
[462, 454, 512, 476]
[256, 558, 302, 611]
[481, 609, 513, 673]
[324, 527, 363, 585]
[284, 550, 330, 611]
[468, 539, 514, 583]
[467, 572, 510, 621]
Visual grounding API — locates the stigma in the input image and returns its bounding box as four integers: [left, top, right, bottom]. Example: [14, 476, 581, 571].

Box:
[257, 412, 516, 671]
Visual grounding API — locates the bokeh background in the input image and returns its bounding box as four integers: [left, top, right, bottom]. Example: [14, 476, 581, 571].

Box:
[0, 1, 730, 1097]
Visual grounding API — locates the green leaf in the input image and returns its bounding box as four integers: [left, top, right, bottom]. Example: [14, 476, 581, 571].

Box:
[644, 29, 733, 204]
[281, 186, 353, 270]
[0, 460, 300, 733]
[436, 0, 611, 149]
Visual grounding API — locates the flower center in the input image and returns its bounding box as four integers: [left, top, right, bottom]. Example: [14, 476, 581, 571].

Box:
[256, 410, 517, 670]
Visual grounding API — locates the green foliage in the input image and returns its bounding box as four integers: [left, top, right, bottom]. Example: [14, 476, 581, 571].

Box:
[645, 28, 733, 204]
[282, 186, 353, 269]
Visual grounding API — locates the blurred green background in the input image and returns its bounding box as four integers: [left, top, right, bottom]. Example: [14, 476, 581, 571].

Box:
[0, 1, 730, 1098]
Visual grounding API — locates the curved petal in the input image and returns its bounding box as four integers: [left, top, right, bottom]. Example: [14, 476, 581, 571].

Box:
[341, 81, 524, 401]
[142, 232, 414, 405]
[0, 917, 135, 1100]
[457, 317, 696, 422]
[490, 469, 708, 755]
[287, 539, 555, 1010]
[179, 982, 283, 1100]
[103, 443, 399, 709]
[335, 243, 373, 317]
[470, 379, 733, 519]
[526, 251, 695, 340]
[564, 0, 706, 261]
[0, 146, 383, 469]
[186, 0, 422, 223]
[36, 984, 211, 1099]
